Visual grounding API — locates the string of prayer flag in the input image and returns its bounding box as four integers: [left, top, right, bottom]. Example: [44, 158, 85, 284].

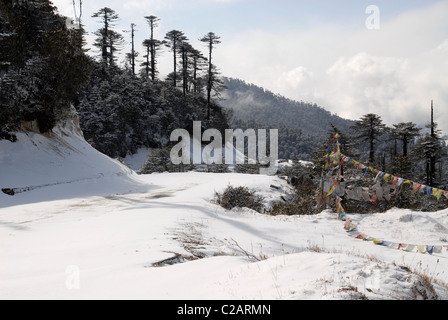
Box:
[323, 135, 448, 256]
[343, 217, 448, 255]
[337, 152, 448, 202]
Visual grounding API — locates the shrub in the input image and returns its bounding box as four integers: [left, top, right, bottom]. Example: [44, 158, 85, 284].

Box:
[234, 163, 261, 175]
[215, 185, 265, 213]
[266, 184, 320, 216]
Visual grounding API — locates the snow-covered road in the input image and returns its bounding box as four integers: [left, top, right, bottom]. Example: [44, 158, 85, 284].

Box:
[1, 125, 448, 300]
[1, 172, 448, 300]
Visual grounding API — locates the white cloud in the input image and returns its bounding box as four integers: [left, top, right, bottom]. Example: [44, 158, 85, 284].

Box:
[282, 66, 313, 89]
[323, 47, 448, 131]
[326, 53, 412, 120]
[217, 2, 448, 134]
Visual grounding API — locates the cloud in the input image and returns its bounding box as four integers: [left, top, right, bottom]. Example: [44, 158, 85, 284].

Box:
[323, 46, 448, 131]
[282, 66, 313, 89]
[217, 2, 448, 134]
[326, 53, 412, 120]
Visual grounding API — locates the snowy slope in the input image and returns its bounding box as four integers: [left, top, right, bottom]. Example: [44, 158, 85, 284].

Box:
[0, 119, 147, 207]
[1, 123, 448, 300]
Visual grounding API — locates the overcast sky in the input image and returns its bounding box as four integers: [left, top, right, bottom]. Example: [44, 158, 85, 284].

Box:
[52, 0, 448, 134]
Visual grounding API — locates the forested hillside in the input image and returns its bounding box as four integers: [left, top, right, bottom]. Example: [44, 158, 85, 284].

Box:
[222, 77, 353, 136]
[0, 1, 229, 160]
[221, 77, 355, 160]
[0, 0, 91, 140]
[74, 63, 229, 158]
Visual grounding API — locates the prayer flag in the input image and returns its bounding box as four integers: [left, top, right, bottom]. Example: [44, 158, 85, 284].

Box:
[403, 244, 416, 252]
[432, 188, 439, 197]
[339, 210, 346, 221]
[344, 219, 351, 230]
[419, 185, 426, 194]
[388, 243, 400, 250]
[417, 245, 427, 254]
[331, 176, 340, 188]
[326, 186, 335, 197]
[434, 246, 443, 254]
[413, 182, 420, 193]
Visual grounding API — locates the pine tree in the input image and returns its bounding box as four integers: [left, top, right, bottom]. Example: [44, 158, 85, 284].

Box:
[190, 48, 207, 94]
[92, 7, 124, 67]
[350, 113, 386, 165]
[143, 15, 161, 81]
[164, 30, 187, 87]
[125, 23, 137, 76]
[179, 41, 196, 96]
[389, 122, 421, 177]
[391, 122, 421, 157]
[199, 32, 224, 120]
[413, 101, 446, 187]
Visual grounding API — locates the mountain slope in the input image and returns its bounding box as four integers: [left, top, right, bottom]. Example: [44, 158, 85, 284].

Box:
[221, 77, 354, 136]
[220, 77, 355, 159]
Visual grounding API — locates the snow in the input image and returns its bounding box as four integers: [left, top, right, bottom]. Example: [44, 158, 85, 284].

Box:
[123, 147, 153, 171]
[1, 123, 448, 300]
[122, 138, 248, 172]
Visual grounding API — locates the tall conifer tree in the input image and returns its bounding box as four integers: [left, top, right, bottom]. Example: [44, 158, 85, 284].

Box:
[200, 32, 223, 120]
[350, 113, 386, 164]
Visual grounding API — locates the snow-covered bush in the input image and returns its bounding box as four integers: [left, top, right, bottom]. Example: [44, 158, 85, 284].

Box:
[215, 185, 264, 213]
[267, 184, 319, 216]
[206, 163, 230, 173]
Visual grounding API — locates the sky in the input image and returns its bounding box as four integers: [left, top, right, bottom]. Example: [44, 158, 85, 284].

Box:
[52, 0, 448, 135]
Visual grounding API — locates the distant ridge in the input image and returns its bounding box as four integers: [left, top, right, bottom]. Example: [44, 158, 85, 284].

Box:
[221, 77, 354, 137]
[220, 77, 355, 159]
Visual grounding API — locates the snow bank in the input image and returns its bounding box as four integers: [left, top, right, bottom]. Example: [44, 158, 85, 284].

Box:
[0, 119, 149, 207]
